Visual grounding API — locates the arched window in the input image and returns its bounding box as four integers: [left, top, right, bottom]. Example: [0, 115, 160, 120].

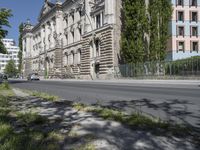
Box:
[64, 52, 68, 65]
[95, 39, 100, 57]
[90, 41, 93, 58]
[77, 49, 81, 64]
[71, 51, 75, 65]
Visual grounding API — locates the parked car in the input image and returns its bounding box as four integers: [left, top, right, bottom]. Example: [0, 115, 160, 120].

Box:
[27, 73, 40, 81]
[2, 74, 8, 80]
[0, 73, 3, 82]
[0, 74, 8, 83]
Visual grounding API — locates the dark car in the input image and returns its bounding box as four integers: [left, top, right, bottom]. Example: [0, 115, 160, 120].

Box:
[2, 74, 8, 80]
[27, 73, 40, 81]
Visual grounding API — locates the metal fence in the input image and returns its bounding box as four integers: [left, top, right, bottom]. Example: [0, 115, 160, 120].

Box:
[114, 58, 200, 78]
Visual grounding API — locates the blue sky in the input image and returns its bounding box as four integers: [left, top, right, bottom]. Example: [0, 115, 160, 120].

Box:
[0, 0, 45, 45]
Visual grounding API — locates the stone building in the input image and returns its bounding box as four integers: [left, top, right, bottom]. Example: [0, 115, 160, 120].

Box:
[22, 0, 122, 79]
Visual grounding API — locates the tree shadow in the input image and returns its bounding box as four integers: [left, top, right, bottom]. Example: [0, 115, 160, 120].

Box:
[4, 96, 200, 150]
[100, 98, 200, 128]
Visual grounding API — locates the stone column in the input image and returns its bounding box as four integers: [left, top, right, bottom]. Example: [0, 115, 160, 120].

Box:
[50, 21, 55, 48]
[100, 12, 103, 26]
[22, 38, 26, 58]
[55, 10, 63, 41]
[26, 35, 31, 57]
[41, 26, 45, 52]
[84, 0, 93, 32]
[105, 0, 115, 24]
[45, 23, 49, 50]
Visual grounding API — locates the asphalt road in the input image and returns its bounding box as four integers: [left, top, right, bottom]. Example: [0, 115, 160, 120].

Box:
[9, 79, 200, 128]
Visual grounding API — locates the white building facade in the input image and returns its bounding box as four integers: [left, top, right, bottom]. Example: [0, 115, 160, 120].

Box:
[22, 0, 122, 79]
[0, 39, 19, 73]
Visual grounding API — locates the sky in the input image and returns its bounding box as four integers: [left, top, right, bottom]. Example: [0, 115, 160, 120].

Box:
[0, 0, 45, 45]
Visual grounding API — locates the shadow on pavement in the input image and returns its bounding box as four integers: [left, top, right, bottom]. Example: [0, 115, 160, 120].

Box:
[8, 96, 200, 150]
[5, 97, 200, 150]
[8, 80, 29, 84]
[100, 98, 200, 130]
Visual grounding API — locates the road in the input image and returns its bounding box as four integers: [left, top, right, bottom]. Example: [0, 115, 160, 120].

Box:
[9, 79, 200, 128]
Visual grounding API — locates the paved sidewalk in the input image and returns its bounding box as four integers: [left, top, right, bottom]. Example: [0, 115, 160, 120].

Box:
[12, 88, 199, 150]
[41, 78, 200, 84]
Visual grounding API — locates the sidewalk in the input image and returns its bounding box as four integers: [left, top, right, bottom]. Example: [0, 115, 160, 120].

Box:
[11, 88, 199, 150]
[40, 78, 200, 85]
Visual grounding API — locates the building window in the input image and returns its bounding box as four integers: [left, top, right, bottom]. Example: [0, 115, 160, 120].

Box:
[79, 9, 82, 18]
[191, 26, 198, 36]
[177, 11, 184, 21]
[190, 12, 198, 22]
[65, 54, 68, 65]
[65, 18, 68, 27]
[96, 14, 101, 29]
[70, 51, 75, 65]
[71, 13, 74, 24]
[191, 41, 198, 52]
[77, 49, 81, 64]
[71, 31, 74, 43]
[72, 52, 75, 64]
[177, 0, 184, 6]
[190, 0, 197, 6]
[65, 34, 68, 45]
[177, 26, 184, 36]
[79, 27, 82, 40]
[177, 41, 185, 52]
[95, 40, 100, 57]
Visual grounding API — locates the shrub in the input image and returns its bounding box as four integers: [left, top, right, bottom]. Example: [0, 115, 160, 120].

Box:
[0, 82, 10, 90]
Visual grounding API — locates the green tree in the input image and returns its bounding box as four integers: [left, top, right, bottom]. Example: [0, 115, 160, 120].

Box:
[4, 59, 18, 77]
[121, 0, 148, 63]
[18, 23, 24, 73]
[121, 0, 172, 63]
[0, 8, 12, 54]
[149, 0, 172, 61]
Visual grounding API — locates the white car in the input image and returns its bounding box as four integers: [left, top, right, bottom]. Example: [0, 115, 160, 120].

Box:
[27, 73, 40, 81]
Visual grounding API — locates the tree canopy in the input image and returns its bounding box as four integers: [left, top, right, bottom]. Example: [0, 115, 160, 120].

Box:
[121, 0, 172, 63]
[0, 8, 12, 54]
[4, 59, 18, 77]
[18, 23, 24, 73]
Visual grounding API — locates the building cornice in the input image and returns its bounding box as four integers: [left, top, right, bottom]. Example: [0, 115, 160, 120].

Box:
[62, 0, 74, 8]
[82, 24, 113, 38]
[63, 40, 83, 50]
[32, 23, 41, 33]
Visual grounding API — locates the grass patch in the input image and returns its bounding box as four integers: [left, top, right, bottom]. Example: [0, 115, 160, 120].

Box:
[0, 128, 62, 150]
[0, 123, 13, 140]
[0, 85, 70, 150]
[77, 143, 96, 150]
[0, 95, 63, 150]
[72, 103, 192, 136]
[0, 82, 14, 97]
[0, 82, 10, 90]
[0, 96, 9, 108]
[16, 111, 48, 126]
[48, 131, 65, 141]
[30, 91, 59, 101]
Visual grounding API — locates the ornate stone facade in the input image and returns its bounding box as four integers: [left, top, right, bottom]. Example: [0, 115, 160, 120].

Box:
[22, 0, 122, 79]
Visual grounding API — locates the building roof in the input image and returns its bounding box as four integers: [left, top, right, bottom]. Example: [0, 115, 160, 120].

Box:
[38, 0, 55, 21]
